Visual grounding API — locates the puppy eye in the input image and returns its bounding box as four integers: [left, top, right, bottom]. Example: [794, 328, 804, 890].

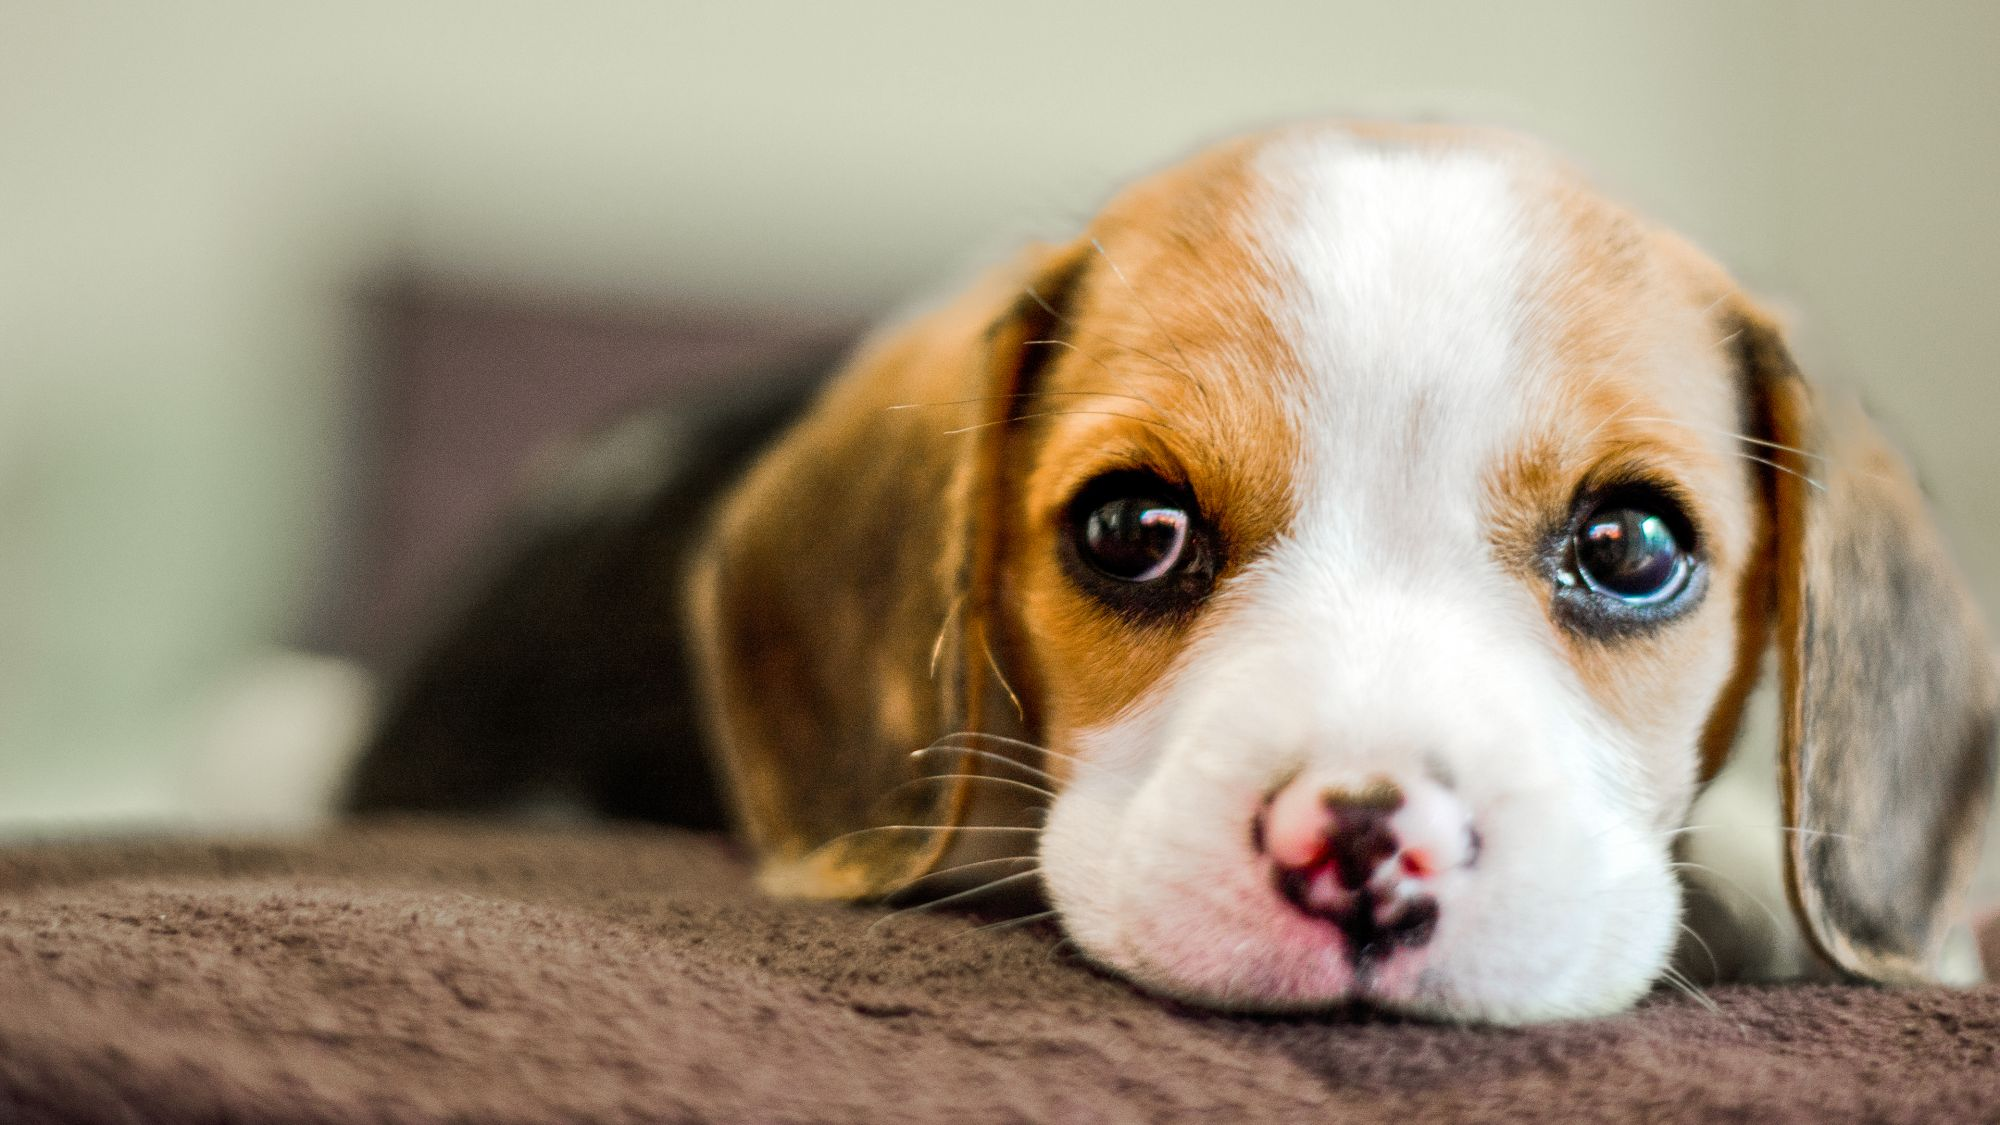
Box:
[1556, 486, 1701, 627]
[1062, 471, 1218, 618]
[1572, 503, 1690, 604]
[1079, 490, 1192, 582]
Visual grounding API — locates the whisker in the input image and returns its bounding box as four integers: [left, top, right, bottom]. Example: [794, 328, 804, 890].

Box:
[912, 744, 1063, 788]
[1019, 339, 1167, 414]
[799, 822, 1037, 875]
[1568, 397, 1640, 453]
[1024, 283, 1205, 399]
[1733, 451, 1829, 493]
[1656, 965, 1720, 1015]
[927, 731, 1132, 787]
[886, 389, 1155, 413]
[1561, 330, 1658, 449]
[929, 594, 965, 682]
[1677, 921, 1722, 984]
[1617, 412, 1833, 491]
[887, 854, 1040, 899]
[930, 730, 1089, 766]
[945, 909, 1060, 943]
[1087, 237, 1207, 400]
[1624, 415, 1833, 465]
[885, 773, 1056, 802]
[1768, 825, 1867, 844]
[941, 409, 1182, 437]
[982, 635, 1027, 723]
[867, 870, 1043, 935]
[1646, 822, 1871, 847]
[1666, 860, 1789, 941]
[833, 824, 1044, 839]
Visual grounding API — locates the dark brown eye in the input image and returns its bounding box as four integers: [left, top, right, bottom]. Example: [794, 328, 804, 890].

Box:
[1063, 471, 1216, 619]
[1572, 503, 1690, 605]
[1553, 483, 1704, 635]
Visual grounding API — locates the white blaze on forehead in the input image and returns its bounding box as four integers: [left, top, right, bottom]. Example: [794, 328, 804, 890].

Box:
[1254, 139, 1535, 547]
[1216, 136, 1618, 800]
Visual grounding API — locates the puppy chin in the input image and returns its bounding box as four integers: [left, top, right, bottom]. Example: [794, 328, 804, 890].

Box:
[1038, 734, 1683, 1025]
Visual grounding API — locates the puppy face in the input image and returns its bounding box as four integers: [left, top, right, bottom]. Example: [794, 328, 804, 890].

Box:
[1010, 132, 1755, 1020]
[691, 122, 1995, 1024]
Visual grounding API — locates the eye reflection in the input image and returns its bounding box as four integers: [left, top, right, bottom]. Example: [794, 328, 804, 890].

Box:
[1082, 496, 1191, 583]
[1573, 505, 1689, 605]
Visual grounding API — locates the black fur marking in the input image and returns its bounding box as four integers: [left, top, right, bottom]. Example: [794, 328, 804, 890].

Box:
[344, 352, 836, 828]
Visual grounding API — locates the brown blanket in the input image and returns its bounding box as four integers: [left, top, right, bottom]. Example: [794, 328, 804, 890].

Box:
[2, 823, 1996, 1123]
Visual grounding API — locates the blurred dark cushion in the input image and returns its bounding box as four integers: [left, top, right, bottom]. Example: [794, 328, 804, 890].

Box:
[324, 284, 854, 663]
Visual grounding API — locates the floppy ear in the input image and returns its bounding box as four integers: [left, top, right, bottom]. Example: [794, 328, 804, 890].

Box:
[1738, 304, 1999, 982]
[685, 244, 1085, 900]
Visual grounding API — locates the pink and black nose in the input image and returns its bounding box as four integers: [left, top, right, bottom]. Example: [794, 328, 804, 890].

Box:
[1254, 775, 1477, 963]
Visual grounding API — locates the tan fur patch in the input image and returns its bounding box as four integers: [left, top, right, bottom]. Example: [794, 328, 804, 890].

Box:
[1484, 160, 1764, 772]
[995, 138, 1306, 772]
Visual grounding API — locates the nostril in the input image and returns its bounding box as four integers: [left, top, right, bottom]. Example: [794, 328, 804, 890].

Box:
[1400, 849, 1435, 879]
[1258, 776, 1406, 870]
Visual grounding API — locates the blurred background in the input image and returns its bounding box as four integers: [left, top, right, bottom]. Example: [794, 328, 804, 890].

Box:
[4, 2, 1997, 865]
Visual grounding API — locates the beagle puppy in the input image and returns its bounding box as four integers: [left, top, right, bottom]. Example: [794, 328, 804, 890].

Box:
[349, 121, 1997, 1024]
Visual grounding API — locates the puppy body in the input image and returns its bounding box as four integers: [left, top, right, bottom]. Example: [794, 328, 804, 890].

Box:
[352, 122, 1996, 1025]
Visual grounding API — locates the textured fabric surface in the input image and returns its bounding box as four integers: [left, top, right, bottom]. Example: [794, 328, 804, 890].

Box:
[2, 823, 1997, 1123]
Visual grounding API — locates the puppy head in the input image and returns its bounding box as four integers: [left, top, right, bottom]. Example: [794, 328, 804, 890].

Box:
[690, 123, 1996, 1022]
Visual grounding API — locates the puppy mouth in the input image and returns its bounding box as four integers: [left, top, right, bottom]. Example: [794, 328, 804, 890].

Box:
[1113, 916, 1437, 1015]
[1087, 854, 1449, 1015]
[1272, 868, 1442, 968]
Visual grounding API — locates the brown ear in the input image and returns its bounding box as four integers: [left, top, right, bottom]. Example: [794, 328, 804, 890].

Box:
[685, 245, 1084, 900]
[1740, 305, 1999, 982]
